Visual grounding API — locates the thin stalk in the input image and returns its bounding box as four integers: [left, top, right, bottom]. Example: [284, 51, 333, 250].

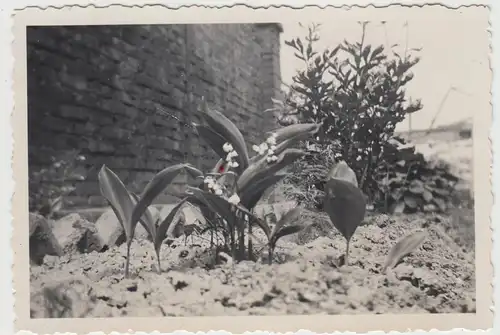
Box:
[230, 222, 236, 262]
[268, 245, 273, 265]
[125, 241, 132, 278]
[345, 239, 350, 266]
[156, 250, 161, 274]
[238, 228, 245, 260]
[248, 218, 254, 261]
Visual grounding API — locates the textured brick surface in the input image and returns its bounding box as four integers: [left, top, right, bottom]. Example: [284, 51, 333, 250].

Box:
[27, 24, 282, 208]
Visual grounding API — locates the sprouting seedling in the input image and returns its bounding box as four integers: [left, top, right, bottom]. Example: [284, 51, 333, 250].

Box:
[383, 230, 428, 273]
[266, 207, 308, 265]
[154, 198, 188, 272]
[98, 163, 193, 278]
[323, 161, 366, 266]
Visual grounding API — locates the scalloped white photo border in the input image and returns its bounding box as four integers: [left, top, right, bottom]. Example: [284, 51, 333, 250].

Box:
[1, 1, 498, 335]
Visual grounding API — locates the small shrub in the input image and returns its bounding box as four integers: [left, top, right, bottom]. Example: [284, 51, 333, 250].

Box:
[280, 23, 460, 214]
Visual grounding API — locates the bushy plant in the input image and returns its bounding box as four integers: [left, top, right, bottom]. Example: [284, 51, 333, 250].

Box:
[185, 102, 321, 265]
[281, 22, 426, 211]
[29, 149, 87, 218]
[372, 136, 460, 213]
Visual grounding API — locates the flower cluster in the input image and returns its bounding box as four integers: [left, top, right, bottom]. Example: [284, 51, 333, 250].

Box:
[223, 142, 239, 169]
[204, 176, 223, 196]
[227, 193, 240, 205]
[203, 175, 241, 205]
[252, 133, 279, 164]
[203, 175, 240, 205]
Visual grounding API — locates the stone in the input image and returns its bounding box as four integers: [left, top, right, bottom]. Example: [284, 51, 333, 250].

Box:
[157, 204, 205, 227]
[51, 213, 104, 254]
[95, 207, 159, 249]
[30, 277, 95, 318]
[29, 213, 63, 265]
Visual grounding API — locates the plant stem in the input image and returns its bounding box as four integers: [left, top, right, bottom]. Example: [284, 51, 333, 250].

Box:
[125, 241, 131, 278]
[268, 245, 273, 265]
[248, 219, 254, 261]
[156, 250, 161, 274]
[345, 239, 350, 266]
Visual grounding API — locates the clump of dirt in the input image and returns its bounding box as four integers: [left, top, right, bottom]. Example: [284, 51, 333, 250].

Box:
[30, 212, 475, 318]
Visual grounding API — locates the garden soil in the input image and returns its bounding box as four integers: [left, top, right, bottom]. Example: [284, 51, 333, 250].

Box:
[30, 211, 475, 317]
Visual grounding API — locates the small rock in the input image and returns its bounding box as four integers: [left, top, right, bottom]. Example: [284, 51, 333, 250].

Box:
[30, 278, 95, 318]
[158, 204, 205, 226]
[29, 213, 63, 265]
[51, 213, 104, 254]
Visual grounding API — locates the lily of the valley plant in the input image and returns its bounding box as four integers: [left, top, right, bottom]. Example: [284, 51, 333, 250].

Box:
[187, 102, 321, 264]
[98, 163, 202, 277]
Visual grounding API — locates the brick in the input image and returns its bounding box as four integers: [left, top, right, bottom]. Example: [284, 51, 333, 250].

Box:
[28, 24, 281, 208]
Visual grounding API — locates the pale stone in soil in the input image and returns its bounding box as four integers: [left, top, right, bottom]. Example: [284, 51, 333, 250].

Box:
[29, 213, 63, 265]
[51, 213, 104, 254]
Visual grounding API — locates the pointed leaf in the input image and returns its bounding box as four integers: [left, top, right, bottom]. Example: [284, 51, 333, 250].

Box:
[239, 173, 289, 210]
[130, 192, 157, 240]
[184, 164, 204, 180]
[238, 149, 305, 191]
[327, 160, 358, 187]
[202, 104, 250, 169]
[155, 198, 188, 255]
[409, 180, 425, 194]
[195, 124, 229, 162]
[98, 165, 136, 240]
[324, 178, 366, 241]
[271, 224, 307, 246]
[186, 186, 241, 231]
[269, 123, 321, 144]
[383, 230, 428, 272]
[131, 164, 187, 233]
[271, 207, 302, 239]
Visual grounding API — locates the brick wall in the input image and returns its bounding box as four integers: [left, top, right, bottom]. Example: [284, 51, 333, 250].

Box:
[27, 23, 282, 209]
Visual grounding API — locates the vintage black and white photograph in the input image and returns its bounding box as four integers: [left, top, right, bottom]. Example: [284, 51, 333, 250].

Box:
[12, 4, 492, 334]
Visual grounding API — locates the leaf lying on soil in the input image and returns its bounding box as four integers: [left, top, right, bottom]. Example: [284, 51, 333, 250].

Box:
[383, 230, 428, 272]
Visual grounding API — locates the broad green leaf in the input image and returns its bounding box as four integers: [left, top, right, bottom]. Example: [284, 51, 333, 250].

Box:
[195, 124, 228, 163]
[324, 177, 366, 242]
[131, 164, 187, 233]
[271, 224, 307, 246]
[130, 192, 157, 241]
[155, 198, 188, 256]
[186, 186, 241, 231]
[383, 230, 428, 272]
[202, 104, 250, 169]
[433, 197, 447, 212]
[422, 190, 433, 202]
[409, 180, 425, 194]
[184, 164, 204, 180]
[98, 165, 136, 240]
[240, 173, 289, 210]
[270, 207, 302, 240]
[403, 194, 419, 209]
[269, 123, 321, 144]
[327, 160, 359, 187]
[238, 149, 305, 191]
